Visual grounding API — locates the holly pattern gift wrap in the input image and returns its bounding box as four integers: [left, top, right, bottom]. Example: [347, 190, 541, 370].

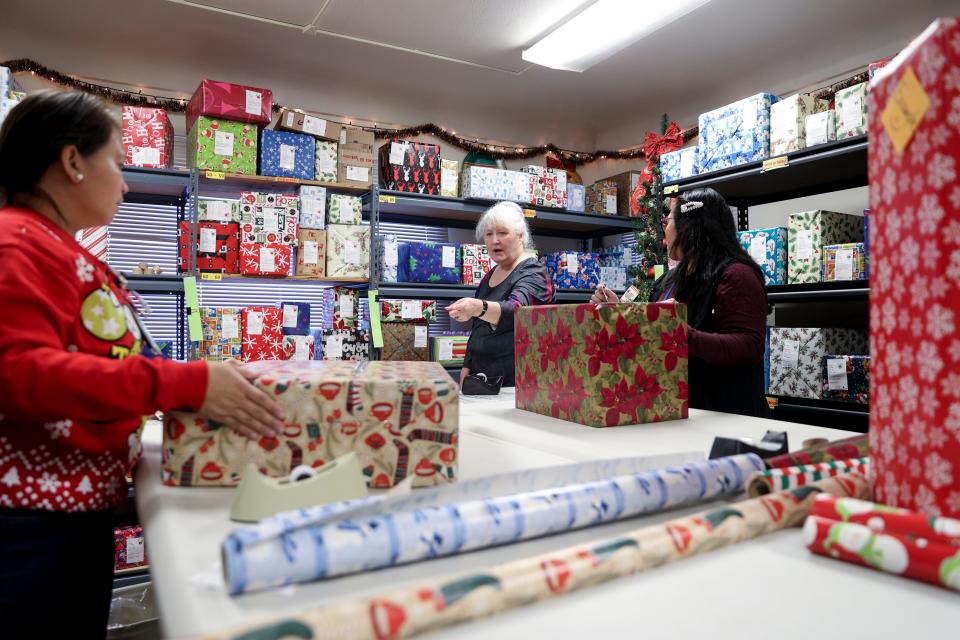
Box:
[767, 327, 868, 400]
[332, 286, 359, 330]
[822, 355, 870, 404]
[187, 116, 258, 175]
[381, 323, 431, 361]
[114, 525, 148, 571]
[327, 194, 362, 225]
[787, 210, 864, 284]
[325, 224, 370, 279]
[200, 307, 243, 362]
[315, 140, 338, 183]
[282, 335, 315, 361]
[259, 129, 315, 180]
[162, 360, 458, 488]
[834, 81, 868, 139]
[400, 241, 461, 284]
[515, 302, 689, 427]
[379, 299, 437, 323]
[770, 93, 829, 156]
[295, 229, 326, 278]
[460, 243, 491, 286]
[822, 243, 867, 282]
[241, 307, 284, 362]
[321, 329, 370, 361]
[737, 227, 787, 286]
[698, 93, 779, 173]
[279, 302, 310, 336]
[121, 106, 174, 169]
[239, 242, 291, 277]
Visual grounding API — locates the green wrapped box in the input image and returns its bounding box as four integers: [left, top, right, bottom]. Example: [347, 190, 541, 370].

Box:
[787, 210, 864, 284]
[315, 140, 338, 183]
[328, 194, 362, 225]
[834, 82, 868, 139]
[187, 116, 258, 174]
[770, 93, 829, 156]
[432, 335, 468, 365]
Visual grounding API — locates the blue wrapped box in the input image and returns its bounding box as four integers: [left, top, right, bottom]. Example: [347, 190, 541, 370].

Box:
[599, 266, 627, 290]
[259, 130, 315, 180]
[660, 146, 699, 182]
[377, 234, 405, 283]
[698, 93, 779, 174]
[399, 241, 461, 284]
[737, 227, 787, 286]
[280, 302, 311, 336]
[598, 245, 634, 268]
[542, 252, 600, 289]
[567, 183, 586, 212]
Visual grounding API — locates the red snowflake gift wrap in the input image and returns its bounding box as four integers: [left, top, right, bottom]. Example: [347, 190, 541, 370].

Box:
[514, 302, 689, 427]
[121, 106, 173, 168]
[240, 242, 291, 277]
[241, 307, 284, 362]
[869, 18, 960, 518]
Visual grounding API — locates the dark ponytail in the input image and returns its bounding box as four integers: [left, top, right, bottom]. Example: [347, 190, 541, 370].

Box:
[0, 90, 118, 203]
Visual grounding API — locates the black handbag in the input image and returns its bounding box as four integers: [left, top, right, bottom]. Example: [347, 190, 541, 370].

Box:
[461, 372, 503, 395]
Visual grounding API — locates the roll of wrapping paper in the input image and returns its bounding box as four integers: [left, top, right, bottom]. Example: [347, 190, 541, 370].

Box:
[810, 494, 960, 547]
[223, 454, 765, 595]
[195, 474, 870, 640]
[765, 433, 869, 469]
[804, 516, 960, 591]
[747, 457, 870, 497]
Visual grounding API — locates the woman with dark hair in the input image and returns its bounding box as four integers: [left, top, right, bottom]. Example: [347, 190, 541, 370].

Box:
[0, 91, 284, 637]
[593, 188, 769, 417]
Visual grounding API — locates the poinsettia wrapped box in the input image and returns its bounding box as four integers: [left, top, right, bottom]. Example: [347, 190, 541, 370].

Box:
[241, 307, 284, 362]
[121, 106, 174, 168]
[320, 329, 370, 361]
[332, 286, 359, 330]
[400, 241, 461, 284]
[260, 129, 315, 180]
[737, 227, 787, 286]
[822, 355, 870, 404]
[178, 221, 240, 274]
[200, 307, 243, 362]
[767, 327, 868, 400]
[162, 360, 458, 488]
[381, 323, 431, 361]
[788, 210, 864, 284]
[822, 243, 867, 281]
[282, 335, 315, 361]
[379, 299, 437, 323]
[378, 140, 442, 195]
[187, 116, 258, 175]
[698, 93, 779, 173]
[869, 18, 960, 518]
[835, 81, 868, 139]
[239, 242, 291, 277]
[185, 79, 272, 131]
[295, 229, 326, 277]
[326, 224, 370, 279]
[460, 243, 491, 286]
[770, 93, 829, 156]
[514, 302, 688, 427]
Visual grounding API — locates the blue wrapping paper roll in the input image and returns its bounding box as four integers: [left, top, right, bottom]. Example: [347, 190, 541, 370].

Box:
[222, 452, 763, 595]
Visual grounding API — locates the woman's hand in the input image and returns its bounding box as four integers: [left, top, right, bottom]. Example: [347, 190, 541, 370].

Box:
[590, 284, 619, 304]
[199, 361, 285, 440]
[448, 297, 483, 322]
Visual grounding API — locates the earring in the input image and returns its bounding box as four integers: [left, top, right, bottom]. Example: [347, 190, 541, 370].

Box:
[76, 173, 84, 182]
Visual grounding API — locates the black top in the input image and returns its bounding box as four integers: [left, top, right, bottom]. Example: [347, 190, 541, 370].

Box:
[463, 257, 555, 386]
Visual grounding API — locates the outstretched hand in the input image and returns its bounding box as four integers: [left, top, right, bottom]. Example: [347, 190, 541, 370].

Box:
[199, 361, 285, 440]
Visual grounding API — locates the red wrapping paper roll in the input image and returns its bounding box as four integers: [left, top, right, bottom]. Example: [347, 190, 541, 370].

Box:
[811, 494, 960, 548]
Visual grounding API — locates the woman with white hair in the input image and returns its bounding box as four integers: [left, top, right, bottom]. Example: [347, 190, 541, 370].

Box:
[448, 201, 554, 387]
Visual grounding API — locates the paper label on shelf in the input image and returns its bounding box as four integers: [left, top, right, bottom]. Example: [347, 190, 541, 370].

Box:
[389, 142, 407, 166]
[282, 304, 299, 328]
[566, 252, 579, 274]
[401, 300, 420, 320]
[339, 294, 355, 318]
[214, 131, 234, 156]
[414, 325, 428, 348]
[796, 229, 814, 261]
[781, 339, 800, 370]
[325, 334, 343, 359]
[248, 311, 264, 335]
[622, 247, 633, 266]
[285, 111, 295, 128]
[345, 240, 363, 265]
[199, 226, 217, 253]
[279, 144, 297, 170]
[808, 112, 829, 142]
[259, 247, 275, 273]
[261, 208, 280, 234]
[131, 146, 160, 166]
[679, 151, 695, 176]
[842, 96, 863, 130]
[346, 165, 369, 182]
[835, 248, 855, 280]
[827, 357, 849, 391]
[302, 115, 327, 137]
[749, 235, 767, 265]
[605, 195, 617, 214]
[294, 337, 309, 361]
[384, 243, 399, 267]
[125, 537, 145, 565]
[318, 151, 337, 173]
[221, 312, 239, 339]
[245, 90, 262, 116]
[438, 339, 454, 362]
[442, 245, 456, 269]
[206, 200, 234, 222]
[303, 240, 319, 265]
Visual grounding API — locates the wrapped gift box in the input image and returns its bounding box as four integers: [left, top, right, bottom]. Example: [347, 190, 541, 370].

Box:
[0, 91, 25, 127]
[567, 183, 586, 212]
[514, 302, 689, 427]
[767, 327, 868, 400]
[600, 171, 644, 217]
[542, 251, 601, 289]
[276, 108, 341, 142]
[598, 245, 634, 269]
[315, 140, 338, 183]
[524, 166, 568, 208]
[737, 227, 787, 286]
[432, 334, 469, 365]
[585, 180, 618, 215]
[863, 209, 870, 279]
[379, 299, 437, 323]
[460, 166, 531, 201]
[298, 186, 326, 230]
[326, 224, 370, 279]
[834, 81, 868, 139]
[440, 159, 459, 197]
[698, 93, 780, 173]
[185, 79, 272, 131]
[660, 146, 699, 182]
[187, 116, 258, 175]
[0, 66, 22, 100]
[822, 242, 867, 282]
[332, 286, 359, 330]
[822, 355, 870, 404]
[338, 126, 375, 185]
[770, 93, 829, 156]
[378, 140, 441, 195]
[198, 198, 240, 223]
[259, 129, 315, 180]
[280, 302, 311, 336]
[178, 221, 240, 274]
[162, 360, 458, 488]
[805, 110, 837, 147]
[241, 307, 284, 361]
[869, 18, 960, 517]
[868, 56, 893, 79]
[788, 210, 864, 284]
[114, 525, 148, 571]
[200, 307, 243, 362]
[239, 192, 299, 245]
[599, 266, 627, 290]
[460, 243, 491, 286]
[327, 194, 362, 225]
[321, 329, 370, 361]
[295, 229, 326, 277]
[283, 335, 315, 361]
[381, 323, 431, 361]
[121, 106, 174, 168]
[378, 234, 402, 283]
[239, 242, 291, 277]
[400, 241, 461, 284]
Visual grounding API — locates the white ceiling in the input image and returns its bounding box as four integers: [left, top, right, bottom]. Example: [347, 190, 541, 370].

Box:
[0, 0, 955, 149]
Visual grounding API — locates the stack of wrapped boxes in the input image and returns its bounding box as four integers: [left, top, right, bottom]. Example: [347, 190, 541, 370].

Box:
[767, 327, 869, 402]
[296, 186, 327, 277]
[280, 302, 314, 361]
[326, 190, 369, 278]
[378, 299, 436, 361]
[186, 79, 272, 175]
[276, 107, 342, 182]
[460, 244, 492, 286]
[323, 286, 368, 361]
[769, 93, 830, 156]
[787, 210, 864, 284]
[238, 191, 297, 277]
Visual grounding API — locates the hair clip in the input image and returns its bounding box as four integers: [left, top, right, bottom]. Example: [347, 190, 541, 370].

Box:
[680, 200, 704, 213]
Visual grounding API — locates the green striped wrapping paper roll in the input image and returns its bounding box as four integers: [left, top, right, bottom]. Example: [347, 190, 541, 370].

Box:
[747, 457, 870, 497]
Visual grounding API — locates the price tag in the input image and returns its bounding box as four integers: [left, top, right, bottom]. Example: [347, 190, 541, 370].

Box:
[200, 273, 222, 281]
[214, 131, 234, 156]
[781, 339, 800, 370]
[247, 311, 264, 336]
[442, 245, 457, 269]
[680, 150, 695, 176]
[749, 235, 767, 265]
[204, 171, 225, 180]
[199, 226, 217, 253]
[259, 247, 275, 273]
[796, 229, 814, 261]
[620, 285, 640, 302]
[378, 195, 397, 204]
[345, 240, 363, 265]
[339, 293, 355, 318]
[605, 195, 617, 215]
[827, 357, 849, 391]
[261, 208, 280, 234]
[282, 304, 299, 328]
[294, 337, 310, 361]
[245, 90, 262, 116]
[438, 339, 454, 362]
[325, 334, 343, 359]
[126, 537, 145, 565]
[221, 312, 239, 339]
[318, 150, 337, 173]
[414, 325, 428, 348]
[384, 242, 399, 266]
[401, 300, 421, 320]
[303, 240, 319, 265]
[346, 165, 370, 182]
[663, 184, 679, 195]
[132, 146, 160, 166]
[389, 142, 407, 165]
[566, 252, 579, 274]
[842, 95, 864, 130]
[279, 144, 297, 170]
[835, 248, 854, 280]
[762, 156, 789, 172]
[522, 208, 537, 218]
[302, 115, 327, 137]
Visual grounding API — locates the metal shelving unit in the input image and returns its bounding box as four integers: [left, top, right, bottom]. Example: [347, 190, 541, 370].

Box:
[766, 280, 869, 303]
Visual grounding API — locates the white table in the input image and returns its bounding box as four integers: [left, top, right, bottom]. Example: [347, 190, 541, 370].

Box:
[136, 391, 959, 638]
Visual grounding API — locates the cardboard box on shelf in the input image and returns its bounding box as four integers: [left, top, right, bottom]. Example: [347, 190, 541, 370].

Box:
[276, 108, 342, 142]
[338, 126, 375, 185]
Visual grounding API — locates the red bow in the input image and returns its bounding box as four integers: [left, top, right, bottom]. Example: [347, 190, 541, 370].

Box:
[642, 122, 683, 161]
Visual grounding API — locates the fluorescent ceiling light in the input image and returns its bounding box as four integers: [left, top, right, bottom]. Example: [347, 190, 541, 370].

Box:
[523, 0, 712, 72]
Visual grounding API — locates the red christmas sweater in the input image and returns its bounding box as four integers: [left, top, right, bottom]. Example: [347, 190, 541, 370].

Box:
[0, 206, 208, 512]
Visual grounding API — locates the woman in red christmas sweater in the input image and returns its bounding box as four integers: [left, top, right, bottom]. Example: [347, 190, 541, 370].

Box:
[0, 91, 285, 637]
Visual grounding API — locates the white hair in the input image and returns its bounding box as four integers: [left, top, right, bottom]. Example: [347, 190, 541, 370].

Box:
[475, 201, 534, 249]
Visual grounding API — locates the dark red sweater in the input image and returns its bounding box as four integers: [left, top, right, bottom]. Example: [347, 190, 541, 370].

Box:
[0, 207, 207, 512]
[687, 262, 767, 366]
